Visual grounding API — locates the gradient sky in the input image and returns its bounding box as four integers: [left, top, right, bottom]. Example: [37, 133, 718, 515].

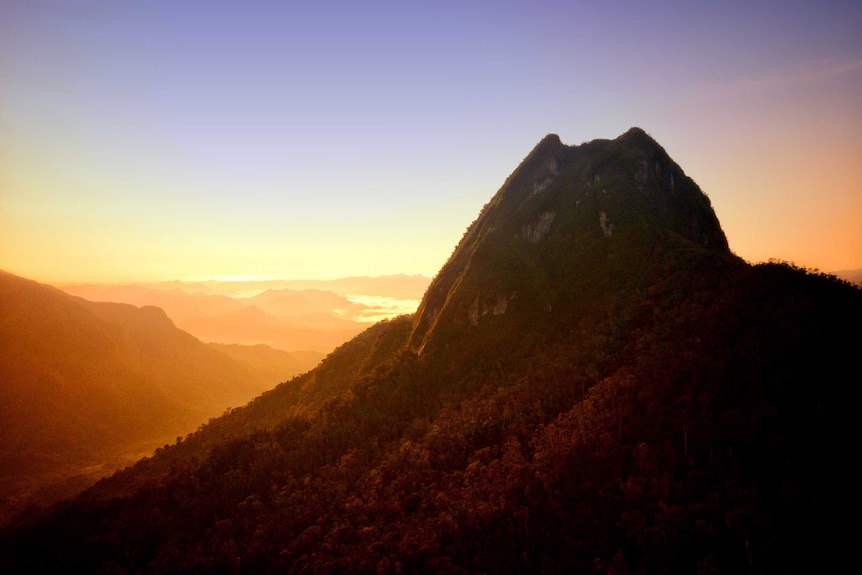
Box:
[2, 0, 860, 283]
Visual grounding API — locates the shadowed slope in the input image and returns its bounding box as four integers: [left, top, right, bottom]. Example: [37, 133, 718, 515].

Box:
[0, 270, 316, 520]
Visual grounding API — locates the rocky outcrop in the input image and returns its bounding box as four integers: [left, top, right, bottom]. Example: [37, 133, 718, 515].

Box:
[408, 128, 729, 356]
[467, 291, 516, 325]
[522, 211, 556, 243]
[599, 211, 613, 238]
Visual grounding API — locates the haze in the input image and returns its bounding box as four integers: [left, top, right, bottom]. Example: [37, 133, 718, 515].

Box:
[2, 0, 861, 284]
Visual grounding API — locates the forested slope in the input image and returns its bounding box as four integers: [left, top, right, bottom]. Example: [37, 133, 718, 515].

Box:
[3, 129, 857, 574]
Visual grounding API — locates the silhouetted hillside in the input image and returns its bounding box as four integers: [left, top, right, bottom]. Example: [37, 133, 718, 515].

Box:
[0, 270, 319, 521]
[2, 130, 859, 574]
[833, 267, 862, 285]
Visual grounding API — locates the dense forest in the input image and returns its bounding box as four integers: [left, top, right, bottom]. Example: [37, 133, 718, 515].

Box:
[2, 129, 858, 574]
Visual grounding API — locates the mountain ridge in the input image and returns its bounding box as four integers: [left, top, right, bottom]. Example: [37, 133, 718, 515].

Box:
[0, 269, 320, 521]
[57, 277, 428, 353]
[2, 129, 858, 574]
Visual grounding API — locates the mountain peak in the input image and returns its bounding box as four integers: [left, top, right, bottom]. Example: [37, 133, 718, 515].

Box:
[409, 128, 730, 357]
[620, 125, 649, 139]
[534, 132, 564, 151]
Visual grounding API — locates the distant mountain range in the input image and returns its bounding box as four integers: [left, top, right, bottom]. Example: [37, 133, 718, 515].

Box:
[0, 270, 322, 521]
[2, 129, 859, 574]
[60, 275, 430, 354]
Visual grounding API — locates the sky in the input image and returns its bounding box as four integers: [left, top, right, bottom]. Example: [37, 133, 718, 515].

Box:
[2, 0, 861, 284]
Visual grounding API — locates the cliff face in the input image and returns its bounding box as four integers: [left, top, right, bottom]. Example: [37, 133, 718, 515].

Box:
[409, 128, 730, 357]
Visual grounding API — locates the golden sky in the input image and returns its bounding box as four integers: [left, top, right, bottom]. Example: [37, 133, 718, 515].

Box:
[2, 1, 860, 283]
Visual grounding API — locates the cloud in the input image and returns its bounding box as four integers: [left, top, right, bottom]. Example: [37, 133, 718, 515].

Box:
[701, 57, 862, 100]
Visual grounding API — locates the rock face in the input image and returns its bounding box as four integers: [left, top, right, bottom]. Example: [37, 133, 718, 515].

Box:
[409, 128, 730, 357]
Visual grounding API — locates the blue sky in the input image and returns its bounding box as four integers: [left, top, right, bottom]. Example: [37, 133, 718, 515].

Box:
[2, 0, 860, 282]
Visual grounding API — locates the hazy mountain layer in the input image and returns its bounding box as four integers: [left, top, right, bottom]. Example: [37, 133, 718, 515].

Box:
[60, 276, 430, 353]
[0, 270, 319, 521]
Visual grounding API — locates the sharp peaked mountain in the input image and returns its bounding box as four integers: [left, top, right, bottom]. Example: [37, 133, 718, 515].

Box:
[2, 129, 858, 574]
[409, 128, 727, 360]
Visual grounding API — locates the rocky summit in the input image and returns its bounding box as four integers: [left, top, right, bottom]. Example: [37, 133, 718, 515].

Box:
[410, 128, 730, 358]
